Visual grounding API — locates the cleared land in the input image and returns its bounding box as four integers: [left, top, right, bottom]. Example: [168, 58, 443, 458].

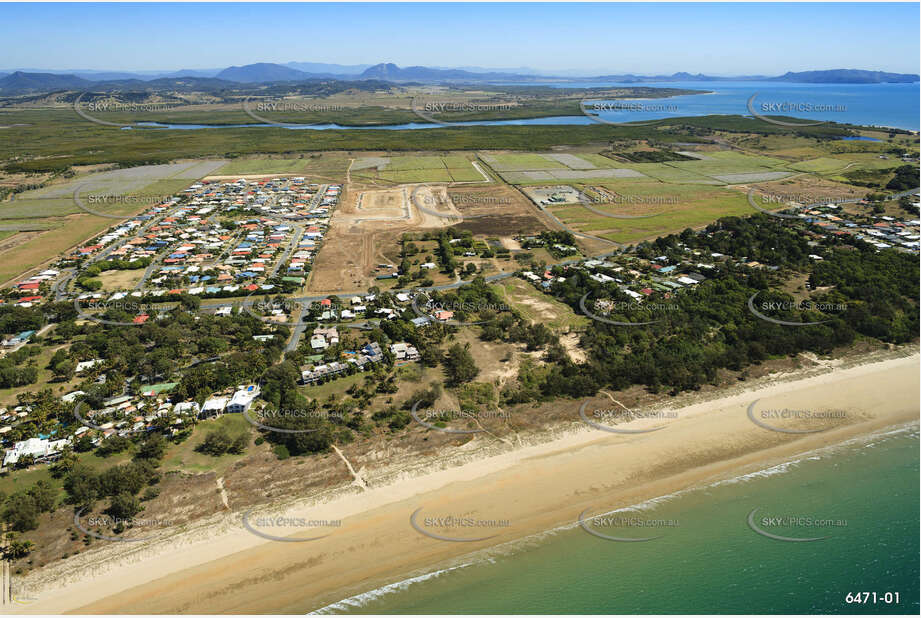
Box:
[350, 154, 487, 184]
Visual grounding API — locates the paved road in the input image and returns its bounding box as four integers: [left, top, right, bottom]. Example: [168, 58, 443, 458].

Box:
[270, 224, 305, 277]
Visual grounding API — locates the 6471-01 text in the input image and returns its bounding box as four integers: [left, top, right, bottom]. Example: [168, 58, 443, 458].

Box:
[845, 592, 900, 604]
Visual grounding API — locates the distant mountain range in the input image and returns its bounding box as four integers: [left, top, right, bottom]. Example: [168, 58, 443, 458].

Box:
[0, 63, 917, 94]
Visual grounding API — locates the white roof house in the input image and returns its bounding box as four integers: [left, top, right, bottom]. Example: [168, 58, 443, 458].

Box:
[226, 385, 260, 414]
[3, 437, 70, 467]
[76, 359, 104, 373]
[201, 397, 228, 417]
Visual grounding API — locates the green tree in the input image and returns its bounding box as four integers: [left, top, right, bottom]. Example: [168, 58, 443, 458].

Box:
[443, 343, 479, 386]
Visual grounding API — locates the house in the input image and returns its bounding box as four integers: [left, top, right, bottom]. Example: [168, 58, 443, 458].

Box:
[226, 385, 260, 414]
[2, 330, 35, 347]
[390, 342, 420, 363]
[200, 397, 228, 418]
[3, 437, 70, 467]
[301, 362, 349, 384]
[174, 402, 201, 416]
[75, 359, 104, 373]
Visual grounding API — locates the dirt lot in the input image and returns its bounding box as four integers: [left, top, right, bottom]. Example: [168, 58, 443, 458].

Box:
[98, 269, 145, 291]
[308, 176, 548, 293]
[743, 176, 866, 203]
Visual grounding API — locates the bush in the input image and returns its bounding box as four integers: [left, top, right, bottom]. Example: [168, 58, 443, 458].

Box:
[273, 444, 290, 460]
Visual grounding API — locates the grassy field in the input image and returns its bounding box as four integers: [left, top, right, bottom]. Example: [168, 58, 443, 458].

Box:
[299, 371, 365, 400]
[495, 278, 589, 330]
[160, 413, 253, 475]
[351, 154, 485, 184]
[215, 153, 353, 177]
[789, 157, 852, 173]
[98, 269, 146, 291]
[545, 181, 752, 244]
[481, 153, 568, 171]
[618, 163, 715, 184]
[379, 169, 453, 183]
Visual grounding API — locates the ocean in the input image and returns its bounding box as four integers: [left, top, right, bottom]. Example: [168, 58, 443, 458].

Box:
[316, 423, 920, 615]
[134, 81, 919, 132]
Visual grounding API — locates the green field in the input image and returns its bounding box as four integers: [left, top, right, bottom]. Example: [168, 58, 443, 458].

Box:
[386, 155, 449, 170]
[379, 169, 454, 182]
[481, 153, 568, 171]
[494, 278, 589, 331]
[352, 154, 485, 184]
[160, 413, 253, 475]
[216, 153, 352, 176]
[789, 157, 851, 173]
[546, 182, 753, 244]
[619, 163, 717, 184]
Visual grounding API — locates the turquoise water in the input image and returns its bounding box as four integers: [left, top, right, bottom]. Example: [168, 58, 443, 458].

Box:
[128, 82, 918, 131]
[317, 424, 919, 615]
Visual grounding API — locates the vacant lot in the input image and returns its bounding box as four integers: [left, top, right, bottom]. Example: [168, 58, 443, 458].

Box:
[545, 181, 751, 244]
[351, 154, 486, 184]
[98, 268, 146, 291]
[495, 278, 589, 331]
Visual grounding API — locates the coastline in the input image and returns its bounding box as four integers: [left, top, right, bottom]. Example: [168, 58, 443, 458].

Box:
[15, 351, 920, 614]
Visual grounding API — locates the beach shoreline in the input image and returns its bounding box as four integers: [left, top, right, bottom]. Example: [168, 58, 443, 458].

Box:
[13, 350, 920, 614]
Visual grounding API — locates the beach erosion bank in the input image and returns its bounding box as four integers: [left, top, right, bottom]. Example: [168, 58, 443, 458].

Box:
[18, 351, 920, 614]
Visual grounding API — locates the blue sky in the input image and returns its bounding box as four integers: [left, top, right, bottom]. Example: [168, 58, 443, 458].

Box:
[2, 3, 918, 74]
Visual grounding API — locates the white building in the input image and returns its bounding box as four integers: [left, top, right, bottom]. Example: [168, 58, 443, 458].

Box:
[3, 437, 70, 467]
[201, 397, 228, 418]
[226, 385, 260, 414]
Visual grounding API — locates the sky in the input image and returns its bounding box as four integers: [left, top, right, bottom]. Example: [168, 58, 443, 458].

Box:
[1, 2, 919, 75]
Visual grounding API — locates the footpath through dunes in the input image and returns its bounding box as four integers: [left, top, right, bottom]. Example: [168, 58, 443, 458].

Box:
[20, 352, 919, 614]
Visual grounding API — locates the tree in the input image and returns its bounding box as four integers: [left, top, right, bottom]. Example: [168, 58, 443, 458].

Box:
[52, 359, 76, 382]
[2, 535, 34, 560]
[197, 428, 247, 456]
[2, 492, 40, 532]
[27, 480, 57, 513]
[443, 343, 479, 386]
[105, 492, 141, 522]
[135, 433, 167, 461]
[64, 464, 99, 508]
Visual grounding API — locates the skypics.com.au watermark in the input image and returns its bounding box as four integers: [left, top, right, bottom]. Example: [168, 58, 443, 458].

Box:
[747, 291, 847, 327]
[243, 407, 346, 434]
[411, 99, 514, 126]
[419, 193, 512, 207]
[73, 92, 179, 128]
[580, 97, 680, 126]
[747, 93, 847, 127]
[241, 508, 342, 542]
[746, 189, 851, 220]
[74, 508, 172, 542]
[410, 403, 510, 434]
[73, 185, 176, 219]
[74, 298, 164, 327]
[578, 398, 676, 434]
[577, 192, 674, 220]
[579, 290, 681, 327]
[411, 294, 512, 327]
[410, 506, 511, 542]
[746, 399, 849, 434]
[746, 507, 847, 542]
[578, 507, 679, 542]
[242, 97, 345, 127]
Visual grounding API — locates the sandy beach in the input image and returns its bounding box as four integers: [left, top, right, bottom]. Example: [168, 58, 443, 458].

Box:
[14, 352, 920, 614]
